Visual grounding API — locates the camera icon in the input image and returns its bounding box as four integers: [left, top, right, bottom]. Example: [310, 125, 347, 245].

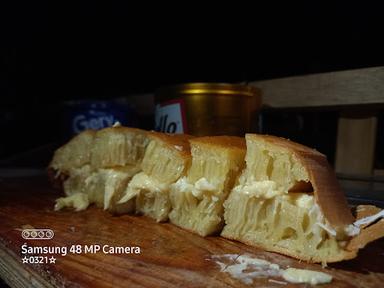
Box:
[21, 229, 54, 240]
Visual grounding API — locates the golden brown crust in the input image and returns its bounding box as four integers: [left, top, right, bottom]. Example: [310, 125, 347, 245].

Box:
[246, 134, 354, 229]
[347, 220, 384, 252]
[300, 155, 354, 229]
[92, 126, 148, 147]
[148, 132, 194, 159]
[96, 126, 147, 136]
[190, 136, 246, 151]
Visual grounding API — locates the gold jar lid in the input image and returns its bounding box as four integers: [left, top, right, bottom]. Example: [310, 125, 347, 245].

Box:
[156, 83, 260, 102]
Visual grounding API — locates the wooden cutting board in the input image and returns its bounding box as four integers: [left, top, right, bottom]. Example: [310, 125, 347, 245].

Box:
[0, 176, 383, 288]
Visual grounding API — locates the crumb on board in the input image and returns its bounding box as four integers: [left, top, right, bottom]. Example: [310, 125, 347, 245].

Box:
[15, 224, 35, 231]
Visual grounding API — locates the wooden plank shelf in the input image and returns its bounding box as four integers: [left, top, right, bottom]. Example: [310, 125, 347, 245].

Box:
[251, 66, 384, 108]
[252, 67, 384, 197]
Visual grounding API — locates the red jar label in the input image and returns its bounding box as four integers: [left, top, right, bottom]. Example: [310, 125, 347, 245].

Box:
[155, 99, 187, 133]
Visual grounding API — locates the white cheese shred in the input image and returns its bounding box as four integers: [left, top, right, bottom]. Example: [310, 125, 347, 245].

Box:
[354, 209, 384, 227]
[345, 208, 384, 237]
[282, 268, 332, 285]
[211, 254, 332, 285]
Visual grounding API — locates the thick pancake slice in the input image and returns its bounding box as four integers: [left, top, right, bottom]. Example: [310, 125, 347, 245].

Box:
[221, 134, 382, 264]
[118, 132, 193, 222]
[169, 136, 246, 236]
[49, 130, 95, 196]
[50, 126, 148, 212]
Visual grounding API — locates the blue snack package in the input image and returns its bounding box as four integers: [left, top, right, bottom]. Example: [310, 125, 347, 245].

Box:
[62, 100, 138, 137]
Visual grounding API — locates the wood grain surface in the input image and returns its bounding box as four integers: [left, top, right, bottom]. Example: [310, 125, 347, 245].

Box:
[250, 66, 384, 108]
[0, 176, 384, 288]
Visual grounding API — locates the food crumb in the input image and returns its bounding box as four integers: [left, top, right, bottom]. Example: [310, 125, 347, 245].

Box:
[174, 145, 183, 151]
[22, 224, 35, 229]
[268, 279, 287, 285]
[15, 224, 35, 232]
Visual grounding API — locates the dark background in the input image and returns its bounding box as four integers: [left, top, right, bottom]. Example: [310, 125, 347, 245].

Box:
[1, 2, 383, 167]
[1, 5, 383, 287]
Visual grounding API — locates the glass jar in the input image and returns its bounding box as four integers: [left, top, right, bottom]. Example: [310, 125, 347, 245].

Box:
[155, 83, 261, 136]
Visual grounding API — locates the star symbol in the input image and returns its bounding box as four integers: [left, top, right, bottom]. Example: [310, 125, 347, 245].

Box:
[49, 256, 56, 264]
[22, 256, 28, 264]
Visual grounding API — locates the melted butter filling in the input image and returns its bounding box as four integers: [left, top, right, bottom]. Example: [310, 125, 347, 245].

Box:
[118, 172, 169, 204]
[55, 193, 89, 211]
[172, 176, 218, 199]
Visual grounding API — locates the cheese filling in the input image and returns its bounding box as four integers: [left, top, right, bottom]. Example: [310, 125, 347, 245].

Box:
[55, 193, 90, 211]
[233, 180, 285, 199]
[282, 267, 332, 285]
[172, 177, 218, 199]
[169, 176, 225, 236]
[118, 172, 169, 204]
[101, 169, 133, 210]
[212, 254, 332, 285]
[118, 172, 173, 222]
[344, 208, 384, 237]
